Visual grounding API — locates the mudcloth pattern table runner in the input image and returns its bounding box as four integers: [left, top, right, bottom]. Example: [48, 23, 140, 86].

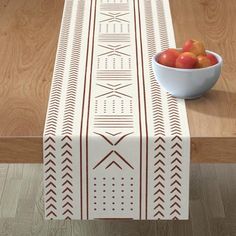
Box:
[43, 0, 190, 220]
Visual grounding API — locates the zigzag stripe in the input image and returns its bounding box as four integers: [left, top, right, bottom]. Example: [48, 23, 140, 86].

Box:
[61, 135, 74, 219]
[153, 137, 166, 219]
[156, 0, 169, 50]
[62, 0, 85, 136]
[44, 0, 74, 219]
[169, 134, 183, 220]
[44, 135, 57, 219]
[144, 0, 165, 137]
[167, 94, 182, 136]
[167, 92, 183, 219]
[144, 0, 166, 219]
[44, 1, 73, 136]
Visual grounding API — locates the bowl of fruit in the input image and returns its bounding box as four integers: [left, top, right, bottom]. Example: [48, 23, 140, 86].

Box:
[152, 39, 223, 99]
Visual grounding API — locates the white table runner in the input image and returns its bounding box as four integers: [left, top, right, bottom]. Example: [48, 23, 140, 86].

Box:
[44, 0, 190, 220]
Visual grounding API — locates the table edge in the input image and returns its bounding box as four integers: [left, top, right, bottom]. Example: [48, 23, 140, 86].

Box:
[0, 137, 235, 163]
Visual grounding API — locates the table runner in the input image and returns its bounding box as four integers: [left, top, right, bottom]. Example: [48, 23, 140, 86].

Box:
[43, 0, 190, 220]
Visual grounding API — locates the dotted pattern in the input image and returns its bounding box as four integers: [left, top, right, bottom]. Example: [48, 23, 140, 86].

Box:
[92, 177, 134, 213]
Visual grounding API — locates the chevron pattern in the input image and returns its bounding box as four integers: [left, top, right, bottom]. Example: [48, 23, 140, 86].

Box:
[61, 135, 74, 219]
[156, 0, 169, 50]
[144, 0, 166, 219]
[44, 1, 73, 136]
[62, 1, 85, 136]
[43, 0, 190, 220]
[167, 95, 182, 136]
[144, 0, 165, 137]
[167, 94, 183, 219]
[142, 0, 189, 219]
[170, 135, 183, 219]
[153, 137, 166, 219]
[44, 136, 57, 219]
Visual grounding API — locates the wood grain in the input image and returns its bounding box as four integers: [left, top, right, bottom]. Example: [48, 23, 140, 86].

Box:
[170, 0, 236, 138]
[0, 0, 236, 163]
[0, 0, 64, 136]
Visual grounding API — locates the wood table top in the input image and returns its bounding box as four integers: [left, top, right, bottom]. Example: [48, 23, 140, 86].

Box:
[0, 0, 235, 163]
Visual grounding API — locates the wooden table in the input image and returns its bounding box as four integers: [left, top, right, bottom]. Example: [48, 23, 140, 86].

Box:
[0, 0, 235, 163]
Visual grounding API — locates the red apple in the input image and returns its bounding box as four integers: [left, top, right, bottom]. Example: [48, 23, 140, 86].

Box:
[175, 52, 197, 69]
[158, 49, 181, 67]
[183, 39, 206, 56]
[195, 55, 212, 68]
[206, 53, 218, 65]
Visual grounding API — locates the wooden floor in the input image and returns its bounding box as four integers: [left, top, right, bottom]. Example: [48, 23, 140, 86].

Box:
[0, 164, 235, 236]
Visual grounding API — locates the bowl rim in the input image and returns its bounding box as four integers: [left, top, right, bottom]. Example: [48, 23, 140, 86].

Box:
[153, 49, 223, 72]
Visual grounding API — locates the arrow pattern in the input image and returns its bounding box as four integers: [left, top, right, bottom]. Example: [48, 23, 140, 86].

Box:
[153, 137, 166, 219]
[144, 0, 165, 137]
[44, 136, 57, 219]
[59, 2, 85, 218]
[167, 94, 183, 220]
[43, 0, 190, 220]
[62, 0, 84, 136]
[61, 135, 74, 219]
[43, 0, 86, 219]
[143, 0, 189, 220]
[169, 135, 183, 219]
[156, 0, 169, 50]
[43, 0, 74, 219]
[44, 1, 73, 136]
[144, 0, 167, 219]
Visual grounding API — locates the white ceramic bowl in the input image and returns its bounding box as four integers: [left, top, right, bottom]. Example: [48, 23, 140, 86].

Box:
[152, 50, 223, 99]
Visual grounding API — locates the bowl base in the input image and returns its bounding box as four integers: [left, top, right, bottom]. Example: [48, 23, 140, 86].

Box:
[170, 94, 203, 100]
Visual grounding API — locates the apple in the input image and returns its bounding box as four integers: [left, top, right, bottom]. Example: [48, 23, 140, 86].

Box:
[158, 49, 181, 67]
[175, 52, 197, 69]
[195, 55, 212, 68]
[182, 39, 206, 56]
[206, 53, 218, 65]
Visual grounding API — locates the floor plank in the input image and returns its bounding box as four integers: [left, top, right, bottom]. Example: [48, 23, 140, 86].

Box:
[1, 0, 236, 164]
[0, 164, 8, 203]
[0, 164, 235, 235]
[0, 218, 13, 236]
[0, 179, 22, 218]
[190, 200, 212, 236]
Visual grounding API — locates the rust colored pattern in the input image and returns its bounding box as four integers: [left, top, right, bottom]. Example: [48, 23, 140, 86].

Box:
[43, 0, 190, 220]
